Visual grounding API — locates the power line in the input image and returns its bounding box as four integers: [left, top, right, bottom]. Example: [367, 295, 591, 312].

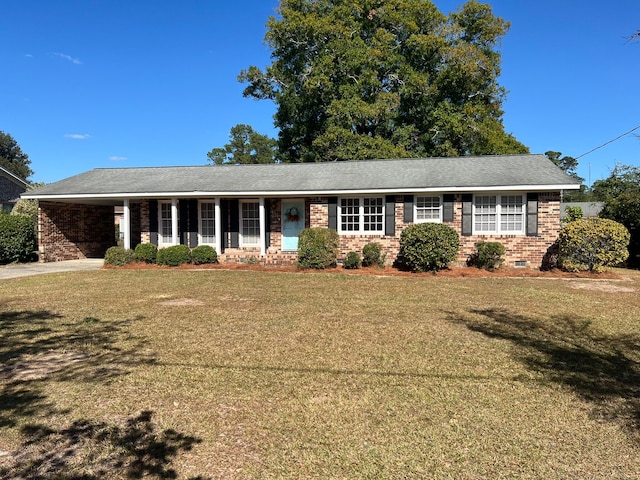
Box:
[575, 125, 640, 160]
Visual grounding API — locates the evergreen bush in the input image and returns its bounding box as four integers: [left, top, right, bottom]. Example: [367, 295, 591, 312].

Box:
[468, 241, 506, 270]
[396, 223, 460, 272]
[133, 243, 157, 264]
[343, 251, 361, 269]
[104, 246, 134, 266]
[558, 218, 630, 272]
[362, 242, 386, 268]
[297, 228, 339, 269]
[156, 245, 192, 266]
[191, 245, 218, 264]
[0, 213, 37, 264]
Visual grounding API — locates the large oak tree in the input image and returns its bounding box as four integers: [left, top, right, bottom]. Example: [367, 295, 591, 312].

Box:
[0, 131, 32, 180]
[239, 0, 527, 162]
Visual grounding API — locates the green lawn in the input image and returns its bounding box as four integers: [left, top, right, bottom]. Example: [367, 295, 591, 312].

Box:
[1, 268, 639, 479]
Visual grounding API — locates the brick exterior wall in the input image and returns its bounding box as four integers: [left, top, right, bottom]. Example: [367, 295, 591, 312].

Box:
[38, 192, 561, 268]
[38, 201, 116, 262]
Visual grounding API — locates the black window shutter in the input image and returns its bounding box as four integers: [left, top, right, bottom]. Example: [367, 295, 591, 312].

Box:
[527, 193, 539, 236]
[461, 194, 473, 236]
[403, 195, 413, 223]
[230, 199, 240, 248]
[443, 194, 455, 223]
[189, 199, 199, 247]
[179, 200, 189, 245]
[385, 195, 395, 236]
[149, 200, 158, 246]
[264, 199, 271, 249]
[328, 197, 338, 230]
[220, 200, 228, 250]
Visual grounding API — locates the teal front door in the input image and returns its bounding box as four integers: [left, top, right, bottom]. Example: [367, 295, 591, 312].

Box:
[282, 200, 305, 251]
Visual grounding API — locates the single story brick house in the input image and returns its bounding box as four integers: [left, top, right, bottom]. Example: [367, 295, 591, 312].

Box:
[23, 154, 580, 268]
[1, 165, 29, 213]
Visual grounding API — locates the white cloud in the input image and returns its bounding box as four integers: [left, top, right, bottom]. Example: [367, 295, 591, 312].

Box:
[109, 156, 128, 162]
[54, 52, 82, 65]
[64, 134, 91, 140]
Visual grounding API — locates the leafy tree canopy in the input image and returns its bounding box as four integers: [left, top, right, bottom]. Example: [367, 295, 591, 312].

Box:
[592, 163, 640, 267]
[239, 0, 528, 162]
[207, 124, 277, 165]
[0, 131, 33, 180]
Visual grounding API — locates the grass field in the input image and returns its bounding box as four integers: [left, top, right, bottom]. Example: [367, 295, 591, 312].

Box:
[1, 268, 639, 479]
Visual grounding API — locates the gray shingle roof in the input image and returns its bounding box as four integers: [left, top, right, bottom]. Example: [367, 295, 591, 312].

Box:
[25, 155, 580, 202]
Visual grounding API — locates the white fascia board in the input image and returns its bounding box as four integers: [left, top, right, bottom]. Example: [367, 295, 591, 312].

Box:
[22, 184, 578, 201]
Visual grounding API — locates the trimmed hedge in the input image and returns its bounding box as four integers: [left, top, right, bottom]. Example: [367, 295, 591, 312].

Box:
[297, 228, 339, 269]
[343, 251, 361, 269]
[396, 223, 460, 272]
[558, 218, 630, 272]
[362, 242, 386, 268]
[191, 245, 218, 264]
[0, 214, 37, 264]
[104, 246, 134, 266]
[468, 241, 506, 270]
[134, 243, 157, 264]
[157, 245, 192, 266]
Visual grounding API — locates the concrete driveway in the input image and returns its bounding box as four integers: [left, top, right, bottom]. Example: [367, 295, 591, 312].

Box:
[0, 259, 104, 279]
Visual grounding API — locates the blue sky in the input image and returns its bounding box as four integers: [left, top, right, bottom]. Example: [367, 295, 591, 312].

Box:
[2, 0, 638, 186]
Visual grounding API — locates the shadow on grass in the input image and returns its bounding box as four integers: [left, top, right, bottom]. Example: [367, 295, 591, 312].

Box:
[0, 310, 206, 478]
[0, 310, 155, 428]
[0, 410, 206, 479]
[447, 308, 640, 442]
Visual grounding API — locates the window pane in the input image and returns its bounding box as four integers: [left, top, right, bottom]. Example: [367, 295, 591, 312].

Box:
[160, 203, 172, 236]
[416, 196, 440, 221]
[363, 198, 383, 232]
[474, 196, 496, 232]
[340, 198, 359, 231]
[500, 195, 523, 232]
[200, 202, 215, 244]
[242, 202, 260, 244]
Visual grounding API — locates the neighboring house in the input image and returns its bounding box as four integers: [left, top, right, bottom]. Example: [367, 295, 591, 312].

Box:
[0, 165, 29, 213]
[22, 154, 580, 268]
[560, 202, 604, 219]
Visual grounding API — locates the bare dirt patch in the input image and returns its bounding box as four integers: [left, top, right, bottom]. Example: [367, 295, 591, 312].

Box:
[159, 298, 206, 307]
[567, 282, 635, 293]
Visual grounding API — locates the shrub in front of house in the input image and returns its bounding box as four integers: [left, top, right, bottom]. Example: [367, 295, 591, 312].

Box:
[468, 241, 506, 270]
[362, 242, 386, 268]
[343, 251, 361, 269]
[558, 217, 630, 272]
[297, 227, 339, 269]
[563, 205, 583, 224]
[396, 223, 460, 272]
[133, 243, 158, 264]
[0, 213, 37, 264]
[156, 245, 192, 266]
[104, 246, 134, 266]
[191, 245, 218, 264]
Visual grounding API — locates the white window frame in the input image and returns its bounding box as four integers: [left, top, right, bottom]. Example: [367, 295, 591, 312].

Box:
[240, 200, 261, 246]
[157, 200, 178, 247]
[338, 197, 385, 234]
[198, 199, 217, 246]
[414, 195, 442, 223]
[472, 193, 525, 235]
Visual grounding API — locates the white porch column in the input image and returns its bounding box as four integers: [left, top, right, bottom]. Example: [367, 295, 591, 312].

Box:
[215, 199, 222, 255]
[123, 199, 131, 250]
[259, 197, 266, 257]
[171, 198, 179, 245]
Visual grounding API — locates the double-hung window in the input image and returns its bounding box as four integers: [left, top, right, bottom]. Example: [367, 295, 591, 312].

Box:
[415, 195, 442, 222]
[339, 197, 384, 234]
[240, 201, 260, 245]
[473, 194, 524, 234]
[199, 200, 216, 245]
[158, 201, 176, 246]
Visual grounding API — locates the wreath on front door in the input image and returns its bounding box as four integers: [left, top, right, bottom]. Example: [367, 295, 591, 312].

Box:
[286, 207, 299, 222]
